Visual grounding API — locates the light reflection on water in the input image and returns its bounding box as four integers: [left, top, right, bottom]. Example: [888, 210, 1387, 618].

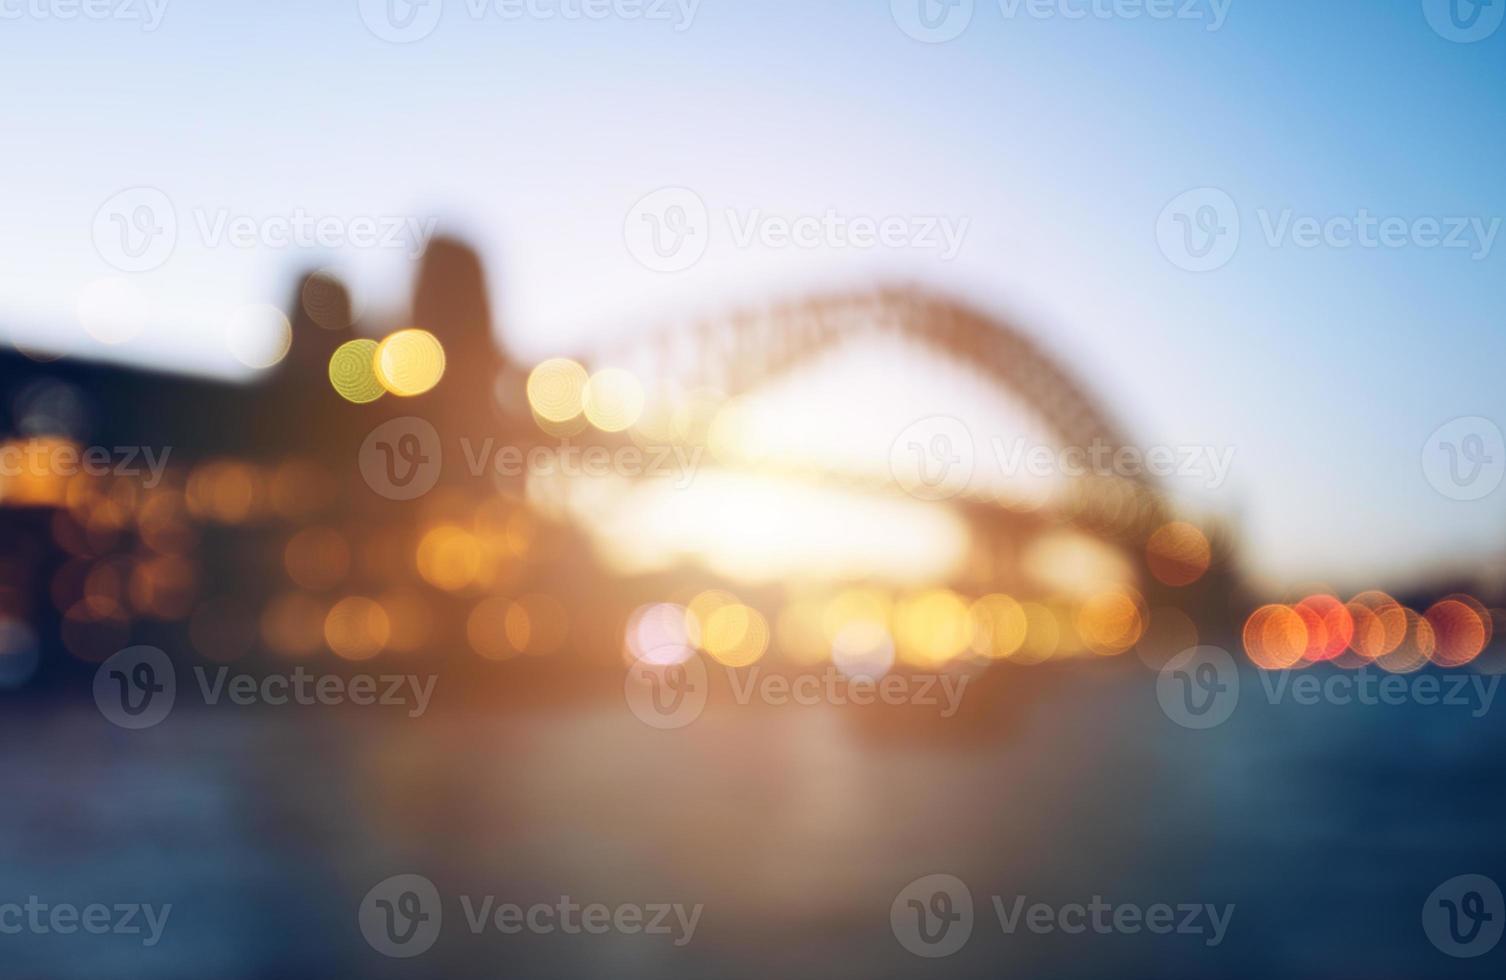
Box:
[1, 665, 1503, 979]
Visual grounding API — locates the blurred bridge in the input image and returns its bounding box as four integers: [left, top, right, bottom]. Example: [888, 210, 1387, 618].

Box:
[0, 237, 1233, 686]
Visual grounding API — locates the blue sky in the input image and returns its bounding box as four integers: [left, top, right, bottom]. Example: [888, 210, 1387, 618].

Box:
[1, 0, 1504, 589]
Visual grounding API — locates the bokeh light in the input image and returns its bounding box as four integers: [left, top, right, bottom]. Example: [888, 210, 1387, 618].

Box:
[582, 367, 645, 432]
[328, 339, 385, 404]
[1145, 521, 1211, 587]
[374, 328, 446, 397]
[324, 596, 390, 661]
[526, 358, 589, 423]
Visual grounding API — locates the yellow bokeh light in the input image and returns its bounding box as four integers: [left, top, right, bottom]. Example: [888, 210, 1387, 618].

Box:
[701, 603, 769, 667]
[526, 358, 589, 423]
[324, 596, 390, 660]
[686, 589, 738, 644]
[582, 367, 645, 433]
[1016, 602, 1060, 664]
[374, 328, 446, 397]
[328, 339, 385, 404]
[415, 524, 483, 592]
[1146, 521, 1212, 587]
[894, 589, 971, 667]
[822, 588, 891, 644]
[969, 594, 1028, 660]
[1076, 589, 1145, 656]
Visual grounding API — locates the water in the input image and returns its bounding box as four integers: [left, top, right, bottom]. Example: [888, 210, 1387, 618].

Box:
[2, 659, 1502, 978]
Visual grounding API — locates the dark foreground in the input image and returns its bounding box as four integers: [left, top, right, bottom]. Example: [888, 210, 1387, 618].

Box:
[2, 656, 1503, 979]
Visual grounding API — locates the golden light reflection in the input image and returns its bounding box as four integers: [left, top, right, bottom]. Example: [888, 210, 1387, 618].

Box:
[578, 471, 969, 585]
[328, 339, 386, 404]
[700, 602, 769, 667]
[1424, 597, 1487, 667]
[1015, 602, 1060, 665]
[1242, 604, 1307, 669]
[894, 589, 971, 667]
[1145, 521, 1211, 587]
[1347, 591, 1406, 660]
[374, 328, 446, 397]
[416, 524, 484, 591]
[1295, 594, 1352, 662]
[325, 596, 390, 660]
[969, 594, 1027, 660]
[582, 367, 645, 433]
[526, 358, 589, 423]
[1076, 589, 1145, 656]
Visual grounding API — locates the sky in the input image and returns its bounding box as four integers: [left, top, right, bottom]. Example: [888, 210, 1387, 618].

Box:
[1, 0, 1504, 590]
